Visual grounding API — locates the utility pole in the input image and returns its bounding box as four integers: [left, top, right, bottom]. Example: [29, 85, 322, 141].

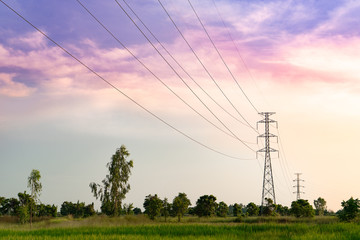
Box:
[293, 173, 304, 200]
[257, 112, 278, 212]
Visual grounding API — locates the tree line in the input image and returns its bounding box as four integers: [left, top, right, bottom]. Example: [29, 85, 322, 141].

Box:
[0, 169, 97, 224]
[1, 145, 359, 223]
[142, 194, 335, 221]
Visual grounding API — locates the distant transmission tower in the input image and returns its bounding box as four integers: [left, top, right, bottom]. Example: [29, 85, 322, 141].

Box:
[257, 112, 278, 211]
[293, 173, 305, 200]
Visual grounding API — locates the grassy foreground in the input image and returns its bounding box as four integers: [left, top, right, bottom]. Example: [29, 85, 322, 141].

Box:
[1, 216, 360, 239]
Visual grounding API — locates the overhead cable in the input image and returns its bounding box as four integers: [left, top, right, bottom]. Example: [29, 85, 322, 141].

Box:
[210, 0, 268, 109]
[121, 0, 253, 131]
[76, 0, 257, 149]
[0, 0, 255, 160]
[158, 0, 257, 132]
[113, 0, 256, 147]
[188, 0, 259, 114]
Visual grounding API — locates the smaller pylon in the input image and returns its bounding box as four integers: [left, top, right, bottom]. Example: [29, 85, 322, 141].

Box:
[293, 173, 305, 200]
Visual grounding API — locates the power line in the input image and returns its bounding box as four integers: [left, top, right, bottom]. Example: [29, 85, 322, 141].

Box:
[188, 0, 259, 114]
[205, 1, 291, 194]
[0, 0, 254, 160]
[120, 0, 254, 132]
[75, 0, 257, 151]
[272, 122, 294, 186]
[157, 0, 257, 132]
[112, 0, 257, 147]
[209, 0, 269, 109]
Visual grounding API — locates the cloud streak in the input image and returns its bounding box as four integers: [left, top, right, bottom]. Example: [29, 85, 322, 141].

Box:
[0, 73, 35, 97]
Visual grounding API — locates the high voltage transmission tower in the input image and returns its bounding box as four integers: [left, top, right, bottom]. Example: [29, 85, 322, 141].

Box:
[293, 173, 305, 200]
[257, 112, 278, 212]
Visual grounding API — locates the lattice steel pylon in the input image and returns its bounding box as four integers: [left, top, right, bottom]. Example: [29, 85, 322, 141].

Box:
[257, 112, 278, 212]
[293, 173, 305, 200]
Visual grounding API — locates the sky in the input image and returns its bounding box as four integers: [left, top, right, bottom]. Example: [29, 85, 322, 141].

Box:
[1, 0, 360, 212]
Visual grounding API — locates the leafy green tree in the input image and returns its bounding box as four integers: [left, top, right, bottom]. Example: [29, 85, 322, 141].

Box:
[0, 197, 5, 216]
[276, 204, 290, 216]
[314, 197, 327, 216]
[232, 203, 242, 217]
[18, 205, 29, 224]
[123, 203, 134, 215]
[143, 194, 163, 220]
[60, 201, 94, 218]
[90, 145, 134, 216]
[60, 201, 74, 216]
[188, 207, 195, 215]
[216, 201, 229, 217]
[0, 198, 20, 216]
[262, 198, 277, 216]
[338, 197, 360, 222]
[18, 191, 35, 223]
[161, 198, 171, 222]
[133, 207, 142, 215]
[18, 192, 35, 210]
[28, 169, 42, 226]
[246, 202, 259, 216]
[194, 195, 217, 217]
[83, 203, 95, 217]
[172, 193, 191, 222]
[290, 199, 314, 218]
[37, 204, 57, 217]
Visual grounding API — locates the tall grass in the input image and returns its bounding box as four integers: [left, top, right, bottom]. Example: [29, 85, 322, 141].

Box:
[0, 216, 359, 239]
[1, 224, 360, 240]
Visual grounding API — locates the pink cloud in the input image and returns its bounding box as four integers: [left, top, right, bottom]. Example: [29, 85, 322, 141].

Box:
[8, 31, 47, 49]
[254, 35, 360, 85]
[0, 73, 36, 97]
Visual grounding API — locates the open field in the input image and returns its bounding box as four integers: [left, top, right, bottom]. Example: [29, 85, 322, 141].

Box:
[1, 216, 360, 239]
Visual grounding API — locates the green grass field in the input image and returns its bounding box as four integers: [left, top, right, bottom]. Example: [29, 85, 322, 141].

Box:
[1, 216, 360, 239]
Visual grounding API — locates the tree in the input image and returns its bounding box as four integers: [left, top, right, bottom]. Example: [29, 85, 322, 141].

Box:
[276, 204, 290, 216]
[18, 192, 35, 224]
[123, 203, 134, 215]
[18, 205, 30, 224]
[83, 203, 95, 217]
[18, 192, 34, 210]
[37, 204, 57, 217]
[133, 207, 142, 215]
[314, 197, 327, 216]
[338, 197, 360, 222]
[232, 203, 242, 217]
[188, 207, 195, 215]
[290, 199, 314, 218]
[60, 201, 74, 216]
[143, 194, 163, 220]
[60, 201, 94, 218]
[0, 198, 20, 216]
[194, 195, 217, 217]
[0, 197, 5, 216]
[28, 169, 42, 226]
[172, 193, 191, 222]
[161, 198, 171, 222]
[246, 202, 259, 216]
[216, 201, 229, 217]
[262, 198, 277, 216]
[90, 145, 133, 216]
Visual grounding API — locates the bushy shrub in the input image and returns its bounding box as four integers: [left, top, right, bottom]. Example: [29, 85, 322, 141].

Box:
[290, 199, 314, 218]
[338, 197, 360, 222]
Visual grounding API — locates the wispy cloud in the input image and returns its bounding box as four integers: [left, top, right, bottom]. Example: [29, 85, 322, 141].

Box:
[0, 73, 35, 97]
[314, 0, 360, 36]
